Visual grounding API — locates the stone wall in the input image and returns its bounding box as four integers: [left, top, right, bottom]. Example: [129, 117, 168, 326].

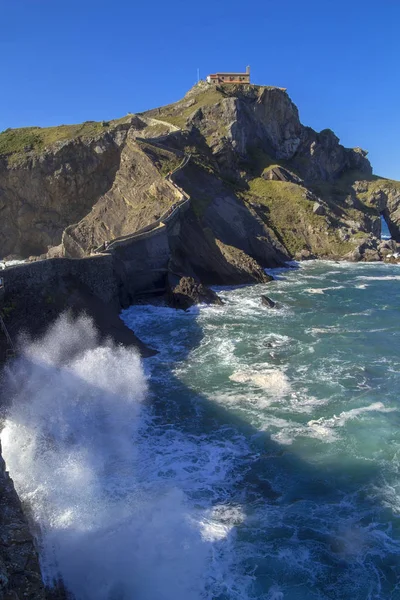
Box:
[1, 197, 191, 317]
[2, 254, 118, 307]
[111, 198, 189, 300]
[113, 224, 171, 299]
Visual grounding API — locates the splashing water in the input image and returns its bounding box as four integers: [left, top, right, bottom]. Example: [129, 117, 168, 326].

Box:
[1, 315, 250, 600]
[3, 260, 400, 600]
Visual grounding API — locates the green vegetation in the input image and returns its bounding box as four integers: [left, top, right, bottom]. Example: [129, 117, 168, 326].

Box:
[244, 147, 278, 175]
[244, 146, 304, 180]
[357, 176, 400, 204]
[0, 115, 132, 161]
[144, 123, 172, 137]
[241, 177, 353, 256]
[159, 157, 182, 177]
[242, 178, 316, 254]
[247, 177, 306, 203]
[149, 88, 225, 129]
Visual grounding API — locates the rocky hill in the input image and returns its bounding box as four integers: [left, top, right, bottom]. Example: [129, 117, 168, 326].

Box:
[0, 82, 399, 597]
[1, 82, 400, 275]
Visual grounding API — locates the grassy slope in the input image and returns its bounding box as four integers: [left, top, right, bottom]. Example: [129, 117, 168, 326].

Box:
[359, 176, 400, 204]
[0, 115, 132, 161]
[146, 87, 225, 129]
[147, 84, 280, 130]
[241, 178, 356, 256]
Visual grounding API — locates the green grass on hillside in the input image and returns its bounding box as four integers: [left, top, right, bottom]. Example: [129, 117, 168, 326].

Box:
[358, 176, 400, 203]
[146, 83, 286, 131]
[0, 115, 132, 160]
[149, 88, 225, 129]
[241, 177, 353, 256]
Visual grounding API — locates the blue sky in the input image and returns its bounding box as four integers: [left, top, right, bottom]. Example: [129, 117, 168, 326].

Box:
[1, 0, 399, 179]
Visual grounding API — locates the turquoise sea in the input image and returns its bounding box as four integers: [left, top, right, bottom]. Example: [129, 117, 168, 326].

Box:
[2, 260, 400, 599]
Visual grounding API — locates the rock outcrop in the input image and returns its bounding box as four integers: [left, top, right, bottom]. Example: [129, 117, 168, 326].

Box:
[261, 295, 276, 308]
[0, 442, 45, 600]
[1, 82, 399, 271]
[167, 275, 223, 310]
[146, 84, 372, 182]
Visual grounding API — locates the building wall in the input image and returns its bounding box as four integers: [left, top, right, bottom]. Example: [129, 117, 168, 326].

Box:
[208, 74, 250, 84]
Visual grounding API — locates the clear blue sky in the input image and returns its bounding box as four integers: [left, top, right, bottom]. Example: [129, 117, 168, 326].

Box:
[1, 0, 399, 179]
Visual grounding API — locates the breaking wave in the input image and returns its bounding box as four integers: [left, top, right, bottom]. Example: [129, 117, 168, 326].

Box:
[1, 315, 252, 600]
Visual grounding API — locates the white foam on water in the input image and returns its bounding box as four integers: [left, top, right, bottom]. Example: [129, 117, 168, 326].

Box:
[269, 420, 339, 445]
[198, 505, 245, 542]
[305, 286, 345, 294]
[1, 314, 254, 600]
[254, 398, 395, 446]
[308, 326, 341, 335]
[211, 390, 275, 410]
[356, 275, 400, 281]
[230, 368, 291, 396]
[308, 402, 396, 430]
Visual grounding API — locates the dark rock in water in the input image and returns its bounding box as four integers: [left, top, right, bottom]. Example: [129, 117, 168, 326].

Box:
[168, 276, 223, 310]
[261, 295, 276, 308]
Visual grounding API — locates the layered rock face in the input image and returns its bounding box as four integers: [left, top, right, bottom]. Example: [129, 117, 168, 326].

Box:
[143, 83, 399, 261]
[0, 127, 126, 257]
[0, 116, 181, 259]
[148, 84, 372, 182]
[62, 134, 181, 257]
[0, 81, 400, 269]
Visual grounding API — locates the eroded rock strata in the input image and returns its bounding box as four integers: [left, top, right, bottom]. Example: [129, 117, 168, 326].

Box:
[1, 83, 399, 270]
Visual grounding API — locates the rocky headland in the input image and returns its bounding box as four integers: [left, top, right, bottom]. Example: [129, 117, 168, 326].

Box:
[1, 82, 399, 269]
[0, 81, 400, 596]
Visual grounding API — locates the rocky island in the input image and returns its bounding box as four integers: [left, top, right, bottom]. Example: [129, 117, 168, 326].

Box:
[0, 80, 400, 598]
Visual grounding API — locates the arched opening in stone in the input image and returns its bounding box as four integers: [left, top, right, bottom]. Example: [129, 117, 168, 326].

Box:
[381, 213, 391, 240]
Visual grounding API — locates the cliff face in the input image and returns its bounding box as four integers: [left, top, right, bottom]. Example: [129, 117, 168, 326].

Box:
[145, 84, 372, 180]
[1, 82, 400, 270]
[0, 127, 125, 257]
[0, 442, 45, 600]
[144, 82, 400, 260]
